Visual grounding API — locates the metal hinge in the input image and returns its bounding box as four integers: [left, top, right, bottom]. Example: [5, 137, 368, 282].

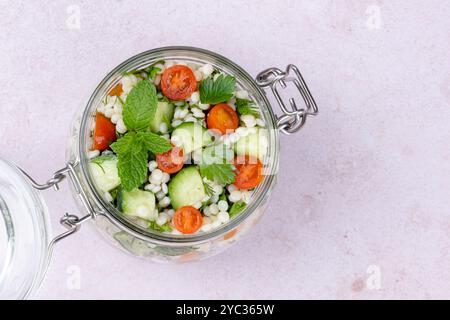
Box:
[256, 64, 319, 135]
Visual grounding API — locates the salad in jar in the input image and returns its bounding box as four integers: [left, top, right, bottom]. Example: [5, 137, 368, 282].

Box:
[88, 59, 268, 235]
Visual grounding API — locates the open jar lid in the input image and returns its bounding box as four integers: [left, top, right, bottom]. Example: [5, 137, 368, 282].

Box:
[0, 157, 50, 299]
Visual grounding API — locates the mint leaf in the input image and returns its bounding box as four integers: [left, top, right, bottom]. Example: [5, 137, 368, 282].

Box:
[110, 132, 136, 154]
[111, 131, 171, 191]
[137, 131, 172, 154]
[111, 133, 148, 191]
[199, 163, 236, 185]
[123, 80, 157, 131]
[236, 98, 260, 118]
[229, 201, 246, 217]
[199, 74, 236, 104]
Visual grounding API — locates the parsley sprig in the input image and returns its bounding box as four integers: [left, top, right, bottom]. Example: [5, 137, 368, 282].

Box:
[236, 98, 260, 118]
[199, 74, 236, 104]
[111, 80, 171, 191]
[199, 144, 236, 185]
[199, 163, 235, 186]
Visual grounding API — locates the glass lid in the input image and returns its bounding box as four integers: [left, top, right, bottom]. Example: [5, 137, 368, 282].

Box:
[0, 157, 50, 299]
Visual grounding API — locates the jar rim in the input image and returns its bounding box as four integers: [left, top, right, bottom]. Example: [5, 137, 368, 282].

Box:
[78, 46, 280, 244]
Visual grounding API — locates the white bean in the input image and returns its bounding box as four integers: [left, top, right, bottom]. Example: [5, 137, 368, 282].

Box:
[227, 184, 237, 193]
[171, 119, 183, 128]
[235, 90, 249, 99]
[159, 196, 171, 208]
[212, 219, 222, 228]
[190, 91, 200, 104]
[218, 200, 229, 212]
[210, 195, 219, 203]
[167, 209, 175, 217]
[88, 150, 100, 159]
[201, 64, 214, 77]
[104, 106, 114, 118]
[148, 160, 158, 172]
[194, 70, 202, 82]
[201, 223, 212, 232]
[171, 134, 183, 147]
[203, 206, 211, 216]
[113, 103, 123, 114]
[116, 119, 127, 134]
[213, 185, 223, 196]
[111, 113, 121, 124]
[179, 108, 189, 119]
[153, 75, 161, 86]
[155, 190, 165, 200]
[217, 211, 230, 223]
[150, 169, 163, 185]
[185, 115, 196, 122]
[198, 103, 210, 111]
[159, 122, 168, 133]
[103, 191, 114, 203]
[156, 213, 168, 226]
[193, 201, 202, 209]
[209, 204, 219, 215]
[162, 172, 170, 184]
[241, 115, 256, 128]
[229, 190, 242, 203]
[192, 108, 205, 118]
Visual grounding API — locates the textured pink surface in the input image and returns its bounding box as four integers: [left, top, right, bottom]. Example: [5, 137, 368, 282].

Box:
[0, 1, 449, 299]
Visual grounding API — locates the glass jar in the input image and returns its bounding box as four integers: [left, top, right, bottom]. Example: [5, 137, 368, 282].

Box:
[0, 47, 318, 298]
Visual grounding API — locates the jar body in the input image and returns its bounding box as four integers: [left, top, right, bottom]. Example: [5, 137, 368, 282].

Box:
[66, 47, 279, 263]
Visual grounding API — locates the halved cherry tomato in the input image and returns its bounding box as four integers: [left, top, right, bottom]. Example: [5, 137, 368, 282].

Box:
[161, 65, 197, 100]
[156, 144, 184, 174]
[206, 103, 239, 135]
[108, 83, 123, 96]
[92, 112, 117, 151]
[173, 206, 203, 234]
[233, 155, 263, 190]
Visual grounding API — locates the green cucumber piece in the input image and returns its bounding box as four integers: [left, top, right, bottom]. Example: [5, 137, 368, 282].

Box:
[149, 101, 174, 133]
[168, 166, 206, 209]
[235, 129, 268, 161]
[89, 156, 121, 192]
[171, 122, 212, 154]
[121, 189, 157, 221]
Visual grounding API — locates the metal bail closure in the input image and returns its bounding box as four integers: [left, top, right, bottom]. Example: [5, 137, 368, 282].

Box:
[256, 64, 319, 135]
[19, 162, 94, 259]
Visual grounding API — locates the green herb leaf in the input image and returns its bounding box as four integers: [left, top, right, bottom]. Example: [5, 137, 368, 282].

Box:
[229, 201, 246, 217]
[111, 133, 148, 191]
[148, 67, 161, 79]
[199, 74, 236, 104]
[203, 180, 215, 197]
[90, 154, 116, 166]
[123, 80, 158, 131]
[219, 192, 227, 202]
[111, 131, 171, 191]
[236, 98, 260, 118]
[199, 163, 236, 185]
[137, 131, 172, 154]
[148, 220, 172, 232]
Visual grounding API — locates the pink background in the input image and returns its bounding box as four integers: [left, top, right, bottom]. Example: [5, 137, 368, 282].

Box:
[0, 0, 449, 299]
